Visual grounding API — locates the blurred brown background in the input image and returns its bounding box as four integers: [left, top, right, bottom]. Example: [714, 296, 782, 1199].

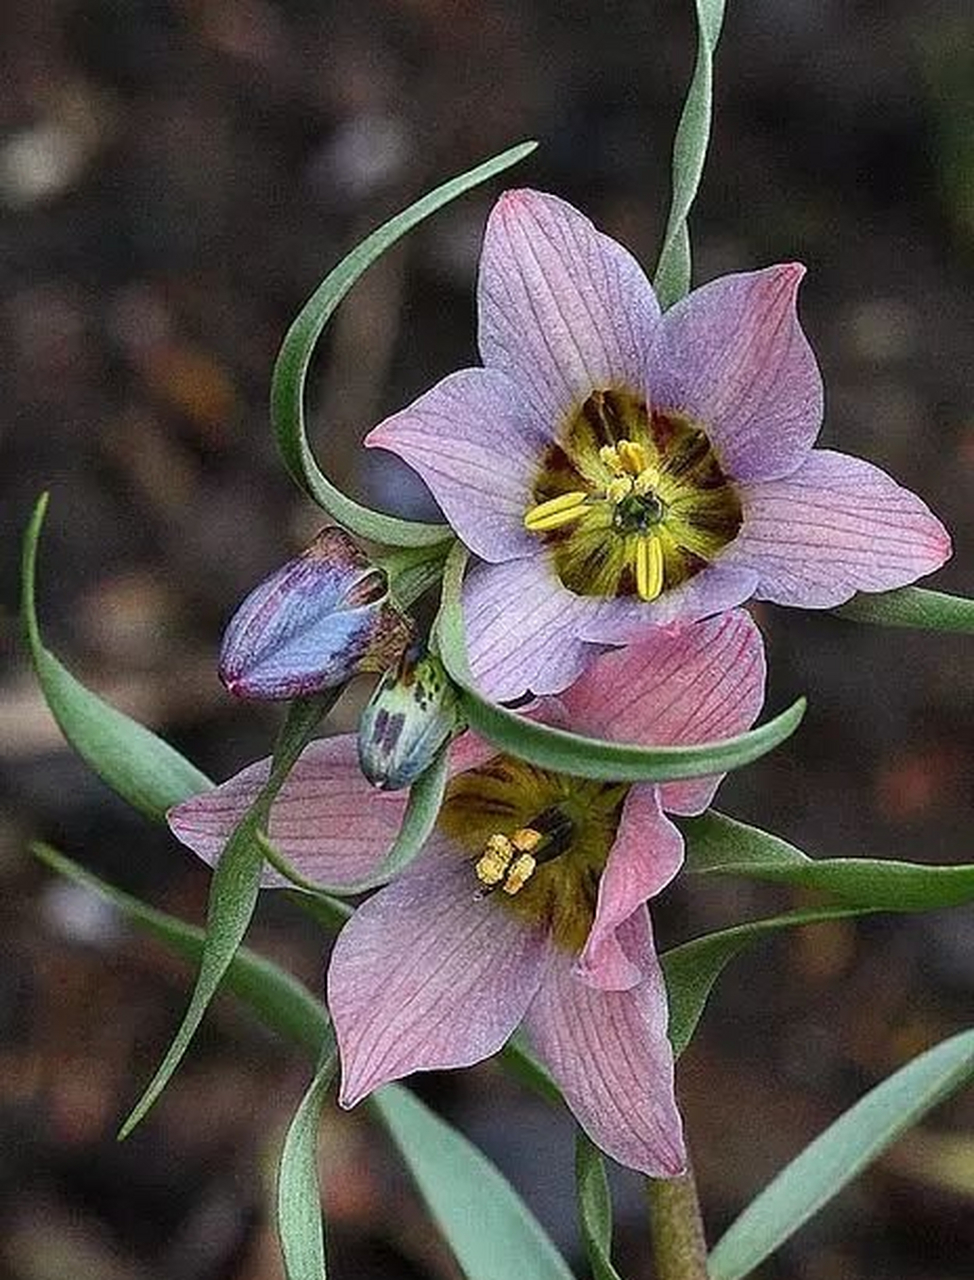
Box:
[2, 1, 974, 1277]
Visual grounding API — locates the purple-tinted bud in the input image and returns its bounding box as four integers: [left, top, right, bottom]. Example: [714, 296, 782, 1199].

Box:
[219, 527, 413, 700]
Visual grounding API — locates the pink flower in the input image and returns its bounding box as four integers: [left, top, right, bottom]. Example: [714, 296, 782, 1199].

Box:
[366, 189, 951, 700]
[168, 610, 766, 1176]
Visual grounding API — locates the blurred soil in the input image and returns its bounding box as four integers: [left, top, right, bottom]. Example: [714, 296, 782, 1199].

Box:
[1, 1, 974, 1277]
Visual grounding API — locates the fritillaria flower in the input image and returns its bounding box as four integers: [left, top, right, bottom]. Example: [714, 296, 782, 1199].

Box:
[366, 189, 951, 699]
[168, 610, 765, 1175]
[219, 526, 413, 700]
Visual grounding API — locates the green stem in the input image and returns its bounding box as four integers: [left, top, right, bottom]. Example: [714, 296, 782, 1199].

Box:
[647, 1159, 710, 1280]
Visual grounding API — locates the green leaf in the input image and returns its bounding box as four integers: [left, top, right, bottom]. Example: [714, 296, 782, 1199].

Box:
[262, 745, 450, 896]
[653, 0, 727, 308]
[21, 494, 212, 821]
[663, 906, 875, 1059]
[278, 1033, 339, 1280]
[576, 1133, 623, 1280]
[374, 1085, 576, 1280]
[32, 843, 572, 1280]
[684, 811, 974, 911]
[379, 541, 456, 611]
[708, 1028, 974, 1280]
[434, 544, 806, 783]
[832, 585, 974, 633]
[30, 842, 329, 1056]
[119, 694, 335, 1138]
[272, 141, 537, 548]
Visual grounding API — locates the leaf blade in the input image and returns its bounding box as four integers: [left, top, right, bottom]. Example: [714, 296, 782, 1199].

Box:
[30, 842, 329, 1056]
[278, 1035, 339, 1280]
[575, 1134, 624, 1280]
[663, 906, 876, 1059]
[832, 585, 974, 632]
[653, 0, 727, 307]
[119, 694, 334, 1137]
[21, 494, 212, 820]
[374, 1085, 576, 1280]
[684, 811, 974, 911]
[273, 142, 537, 547]
[434, 545, 805, 783]
[708, 1029, 974, 1280]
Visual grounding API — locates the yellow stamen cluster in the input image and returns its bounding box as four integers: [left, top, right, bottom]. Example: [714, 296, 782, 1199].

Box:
[475, 827, 542, 896]
[523, 437, 668, 602]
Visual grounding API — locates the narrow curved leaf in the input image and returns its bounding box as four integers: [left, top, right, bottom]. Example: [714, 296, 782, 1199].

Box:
[272, 141, 537, 548]
[833, 585, 974, 633]
[684, 811, 974, 911]
[653, 0, 727, 307]
[22, 494, 211, 820]
[262, 746, 450, 896]
[663, 906, 875, 1059]
[119, 694, 335, 1138]
[33, 844, 573, 1280]
[708, 1029, 974, 1280]
[30, 842, 329, 1056]
[374, 1085, 576, 1280]
[434, 545, 806, 783]
[576, 1134, 623, 1280]
[278, 1034, 338, 1280]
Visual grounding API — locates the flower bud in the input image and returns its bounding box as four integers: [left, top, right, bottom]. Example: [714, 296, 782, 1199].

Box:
[219, 527, 413, 700]
[358, 641, 462, 789]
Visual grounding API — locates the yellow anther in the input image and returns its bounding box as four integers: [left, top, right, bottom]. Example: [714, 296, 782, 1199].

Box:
[605, 475, 633, 504]
[502, 852, 537, 895]
[599, 444, 622, 471]
[524, 491, 589, 532]
[511, 827, 543, 853]
[475, 834, 514, 887]
[617, 439, 649, 475]
[635, 536, 664, 602]
[633, 466, 662, 495]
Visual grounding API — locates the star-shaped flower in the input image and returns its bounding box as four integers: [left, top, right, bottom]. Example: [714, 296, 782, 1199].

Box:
[367, 189, 950, 699]
[168, 610, 765, 1176]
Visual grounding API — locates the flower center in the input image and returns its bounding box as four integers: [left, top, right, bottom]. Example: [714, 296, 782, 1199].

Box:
[523, 388, 742, 601]
[438, 754, 627, 951]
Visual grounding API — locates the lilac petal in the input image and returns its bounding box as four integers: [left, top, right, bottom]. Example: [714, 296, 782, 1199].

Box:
[730, 449, 953, 607]
[649, 264, 823, 482]
[564, 610, 766, 815]
[328, 840, 548, 1105]
[366, 369, 547, 564]
[524, 910, 686, 1177]
[167, 737, 408, 889]
[462, 557, 606, 700]
[478, 190, 661, 425]
[219, 527, 412, 700]
[575, 787, 684, 991]
[578, 562, 759, 645]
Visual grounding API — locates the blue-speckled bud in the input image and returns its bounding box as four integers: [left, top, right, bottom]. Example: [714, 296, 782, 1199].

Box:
[358, 641, 462, 790]
[219, 527, 413, 700]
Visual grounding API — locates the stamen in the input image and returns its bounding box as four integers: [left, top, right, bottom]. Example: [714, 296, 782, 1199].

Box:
[474, 823, 554, 896]
[475, 833, 514, 888]
[605, 475, 633, 504]
[524, 491, 589, 532]
[616, 439, 649, 475]
[599, 444, 622, 471]
[635, 536, 664, 602]
[511, 827, 543, 854]
[502, 853, 537, 895]
[633, 466, 661, 495]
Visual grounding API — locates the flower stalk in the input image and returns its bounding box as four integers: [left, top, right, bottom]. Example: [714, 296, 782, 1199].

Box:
[647, 1159, 710, 1280]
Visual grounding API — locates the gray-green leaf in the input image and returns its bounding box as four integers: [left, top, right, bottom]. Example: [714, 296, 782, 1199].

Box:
[708, 1028, 974, 1280]
[273, 142, 537, 548]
